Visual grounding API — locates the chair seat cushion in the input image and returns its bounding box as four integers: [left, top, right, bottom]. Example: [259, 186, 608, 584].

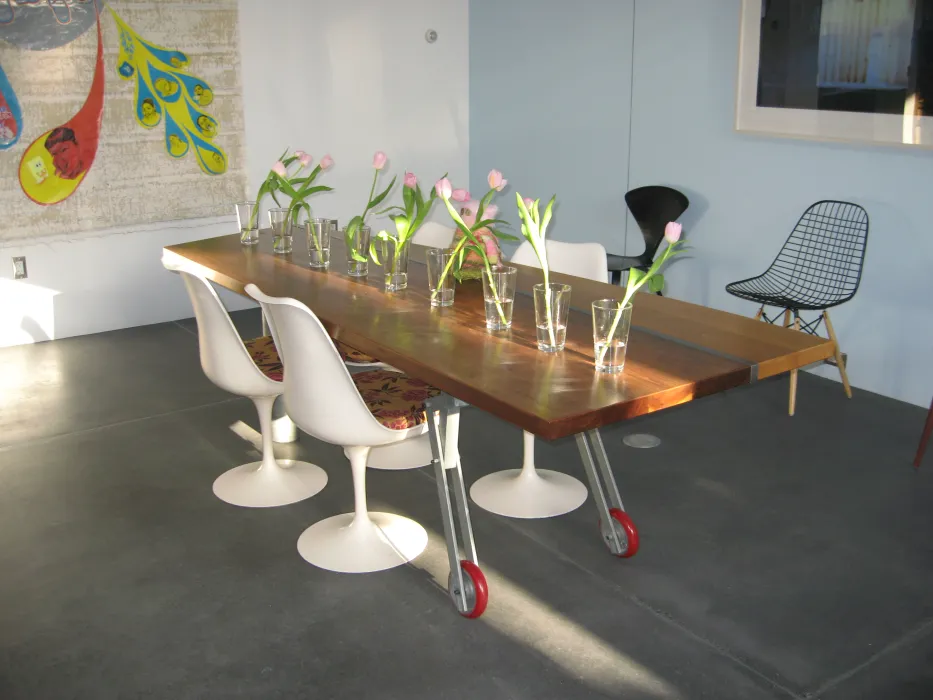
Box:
[353, 370, 442, 431]
[335, 339, 380, 365]
[244, 336, 283, 381]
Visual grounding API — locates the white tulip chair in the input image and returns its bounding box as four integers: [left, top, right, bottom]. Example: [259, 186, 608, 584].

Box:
[246, 283, 436, 573]
[469, 240, 609, 519]
[167, 265, 328, 508]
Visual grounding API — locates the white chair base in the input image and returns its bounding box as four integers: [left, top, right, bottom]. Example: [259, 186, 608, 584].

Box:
[296, 512, 428, 573]
[470, 431, 588, 519]
[364, 431, 432, 470]
[213, 459, 327, 508]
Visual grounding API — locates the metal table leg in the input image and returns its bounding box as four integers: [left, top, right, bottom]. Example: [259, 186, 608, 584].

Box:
[426, 395, 488, 619]
[575, 429, 640, 558]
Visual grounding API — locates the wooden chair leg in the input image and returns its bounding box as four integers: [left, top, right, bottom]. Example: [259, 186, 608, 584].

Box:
[915, 396, 933, 468]
[783, 309, 792, 327]
[754, 305, 764, 321]
[822, 311, 852, 399]
[788, 315, 800, 416]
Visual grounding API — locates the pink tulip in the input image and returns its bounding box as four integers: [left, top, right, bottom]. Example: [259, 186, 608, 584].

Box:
[461, 211, 477, 228]
[298, 152, 313, 168]
[271, 161, 287, 178]
[373, 151, 387, 170]
[523, 197, 534, 209]
[664, 221, 683, 243]
[451, 188, 471, 202]
[435, 177, 452, 199]
[320, 154, 334, 169]
[487, 169, 507, 192]
[403, 171, 418, 189]
[483, 204, 499, 220]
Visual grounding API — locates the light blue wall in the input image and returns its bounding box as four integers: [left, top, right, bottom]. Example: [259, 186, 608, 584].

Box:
[628, 0, 933, 407]
[469, 0, 635, 255]
[471, 0, 933, 407]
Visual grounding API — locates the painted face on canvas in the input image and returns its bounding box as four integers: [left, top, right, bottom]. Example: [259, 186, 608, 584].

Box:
[44, 127, 84, 180]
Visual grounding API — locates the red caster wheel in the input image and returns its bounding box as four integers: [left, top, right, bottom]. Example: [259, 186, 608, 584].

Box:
[599, 508, 639, 558]
[448, 560, 488, 619]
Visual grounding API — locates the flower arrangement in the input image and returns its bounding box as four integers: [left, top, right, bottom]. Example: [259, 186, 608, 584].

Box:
[254, 149, 334, 251]
[369, 170, 440, 273]
[595, 221, 685, 366]
[345, 151, 396, 262]
[516, 192, 558, 345]
[432, 170, 517, 317]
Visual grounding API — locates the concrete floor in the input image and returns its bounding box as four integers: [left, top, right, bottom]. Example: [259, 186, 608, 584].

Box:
[1, 308, 932, 699]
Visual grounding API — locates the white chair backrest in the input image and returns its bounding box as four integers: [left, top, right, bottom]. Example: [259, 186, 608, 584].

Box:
[245, 284, 400, 447]
[511, 240, 609, 283]
[412, 220, 453, 249]
[174, 270, 277, 398]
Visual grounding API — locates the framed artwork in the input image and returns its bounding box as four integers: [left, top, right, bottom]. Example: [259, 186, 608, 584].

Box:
[736, 0, 933, 148]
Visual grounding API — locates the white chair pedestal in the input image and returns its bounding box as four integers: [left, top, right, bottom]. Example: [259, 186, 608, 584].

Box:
[297, 446, 428, 573]
[470, 431, 588, 519]
[363, 432, 432, 470]
[213, 395, 327, 508]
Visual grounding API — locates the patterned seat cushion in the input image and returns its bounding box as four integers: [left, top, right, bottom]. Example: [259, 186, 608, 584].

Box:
[353, 370, 442, 431]
[335, 339, 381, 365]
[244, 335, 283, 382]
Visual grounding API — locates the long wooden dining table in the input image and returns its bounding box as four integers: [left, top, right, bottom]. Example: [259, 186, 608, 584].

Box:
[163, 230, 835, 617]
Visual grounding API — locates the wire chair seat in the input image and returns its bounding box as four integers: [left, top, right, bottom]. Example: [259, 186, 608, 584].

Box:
[725, 200, 868, 312]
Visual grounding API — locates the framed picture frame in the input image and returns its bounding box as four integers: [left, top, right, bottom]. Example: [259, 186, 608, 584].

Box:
[736, 0, 933, 148]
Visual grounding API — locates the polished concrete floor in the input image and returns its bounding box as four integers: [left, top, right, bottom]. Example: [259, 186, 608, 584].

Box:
[1, 309, 932, 699]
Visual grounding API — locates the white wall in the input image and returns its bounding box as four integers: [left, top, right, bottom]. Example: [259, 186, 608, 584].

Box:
[627, 0, 933, 407]
[0, 0, 469, 348]
[238, 0, 469, 235]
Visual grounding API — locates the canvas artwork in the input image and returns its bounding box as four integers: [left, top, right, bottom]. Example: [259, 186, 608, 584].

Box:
[736, 0, 933, 147]
[0, 0, 245, 243]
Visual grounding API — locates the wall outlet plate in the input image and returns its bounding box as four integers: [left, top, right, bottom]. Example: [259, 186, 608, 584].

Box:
[12, 256, 26, 280]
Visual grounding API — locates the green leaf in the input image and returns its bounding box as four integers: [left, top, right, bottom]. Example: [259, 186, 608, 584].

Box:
[368, 176, 397, 210]
[402, 184, 414, 216]
[345, 216, 362, 253]
[274, 173, 299, 200]
[539, 196, 556, 239]
[475, 218, 510, 230]
[648, 274, 665, 293]
[393, 215, 410, 238]
[492, 231, 520, 242]
[369, 238, 384, 265]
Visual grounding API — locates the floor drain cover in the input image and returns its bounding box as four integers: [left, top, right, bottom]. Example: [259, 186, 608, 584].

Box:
[623, 434, 661, 449]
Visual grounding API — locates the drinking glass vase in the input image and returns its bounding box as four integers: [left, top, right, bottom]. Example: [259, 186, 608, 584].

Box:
[534, 283, 571, 352]
[307, 218, 334, 269]
[482, 266, 517, 330]
[345, 225, 371, 276]
[269, 208, 291, 255]
[592, 299, 633, 374]
[426, 248, 455, 307]
[381, 238, 410, 291]
[236, 201, 258, 246]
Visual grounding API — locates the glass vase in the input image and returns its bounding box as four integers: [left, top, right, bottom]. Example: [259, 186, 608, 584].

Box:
[534, 283, 571, 352]
[381, 238, 410, 291]
[345, 225, 370, 277]
[236, 201, 258, 246]
[307, 218, 334, 269]
[269, 208, 291, 255]
[426, 248, 455, 307]
[481, 266, 517, 331]
[592, 299, 633, 374]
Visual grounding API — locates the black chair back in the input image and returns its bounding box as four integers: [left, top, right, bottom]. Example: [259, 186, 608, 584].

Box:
[625, 186, 690, 262]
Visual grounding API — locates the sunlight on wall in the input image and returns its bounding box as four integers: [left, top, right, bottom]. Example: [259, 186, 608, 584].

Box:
[0, 278, 59, 347]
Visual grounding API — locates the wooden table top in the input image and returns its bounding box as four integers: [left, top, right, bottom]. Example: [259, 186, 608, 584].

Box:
[163, 232, 834, 440]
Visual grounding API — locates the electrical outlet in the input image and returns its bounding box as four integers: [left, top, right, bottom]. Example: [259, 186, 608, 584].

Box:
[12, 256, 26, 280]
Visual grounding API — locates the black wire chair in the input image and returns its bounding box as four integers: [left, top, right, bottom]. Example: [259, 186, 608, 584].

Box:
[725, 200, 869, 415]
[607, 185, 690, 287]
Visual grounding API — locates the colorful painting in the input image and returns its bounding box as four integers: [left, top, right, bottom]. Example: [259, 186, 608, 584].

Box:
[110, 8, 226, 175]
[0, 0, 102, 51]
[0, 61, 20, 149]
[17, 10, 103, 205]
